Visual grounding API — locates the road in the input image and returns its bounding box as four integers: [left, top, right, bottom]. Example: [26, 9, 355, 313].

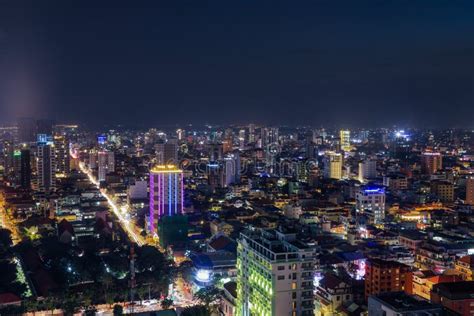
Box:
[78, 162, 199, 308]
[79, 162, 146, 246]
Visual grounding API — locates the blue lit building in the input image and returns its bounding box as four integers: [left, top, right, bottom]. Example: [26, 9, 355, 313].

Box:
[356, 185, 386, 224]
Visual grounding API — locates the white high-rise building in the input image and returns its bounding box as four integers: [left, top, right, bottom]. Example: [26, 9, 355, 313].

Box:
[36, 134, 56, 192]
[356, 186, 386, 224]
[98, 150, 114, 182]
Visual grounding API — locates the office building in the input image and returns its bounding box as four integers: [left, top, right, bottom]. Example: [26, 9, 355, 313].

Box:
[236, 228, 318, 316]
[339, 130, 351, 151]
[356, 186, 386, 224]
[149, 165, 184, 233]
[421, 152, 442, 175]
[323, 152, 343, 180]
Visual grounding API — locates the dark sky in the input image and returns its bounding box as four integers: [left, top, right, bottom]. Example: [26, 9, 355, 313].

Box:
[0, 1, 473, 128]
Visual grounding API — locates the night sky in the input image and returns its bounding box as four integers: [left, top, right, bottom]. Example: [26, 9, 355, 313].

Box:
[0, 1, 473, 128]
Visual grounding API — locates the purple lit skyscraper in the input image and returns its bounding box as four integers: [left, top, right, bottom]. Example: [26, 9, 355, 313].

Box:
[149, 165, 184, 233]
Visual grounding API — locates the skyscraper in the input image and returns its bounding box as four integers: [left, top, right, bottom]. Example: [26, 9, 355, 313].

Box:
[54, 134, 70, 176]
[149, 165, 184, 233]
[20, 148, 31, 190]
[36, 134, 56, 192]
[340, 129, 351, 152]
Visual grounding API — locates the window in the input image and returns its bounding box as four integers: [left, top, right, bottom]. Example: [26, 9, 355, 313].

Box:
[292, 282, 297, 289]
[278, 266, 285, 271]
[278, 275, 285, 280]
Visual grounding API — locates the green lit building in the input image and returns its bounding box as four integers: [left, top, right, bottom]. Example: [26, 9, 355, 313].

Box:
[236, 227, 318, 316]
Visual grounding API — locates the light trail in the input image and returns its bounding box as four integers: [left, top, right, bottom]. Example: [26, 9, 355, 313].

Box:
[79, 162, 145, 246]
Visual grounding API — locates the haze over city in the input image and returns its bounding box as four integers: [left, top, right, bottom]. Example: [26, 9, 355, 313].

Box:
[0, 1, 473, 128]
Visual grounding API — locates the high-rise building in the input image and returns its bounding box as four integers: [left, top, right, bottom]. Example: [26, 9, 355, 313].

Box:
[356, 186, 386, 224]
[54, 135, 70, 176]
[339, 129, 351, 151]
[207, 162, 224, 190]
[248, 124, 255, 144]
[20, 149, 31, 190]
[466, 177, 474, 205]
[421, 152, 442, 175]
[209, 143, 224, 161]
[36, 134, 56, 192]
[365, 259, 410, 300]
[149, 165, 184, 233]
[238, 129, 245, 151]
[236, 228, 318, 316]
[155, 139, 178, 165]
[261, 127, 279, 148]
[358, 159, 377, 182]
[323, 152, 343, 180]
[97, 151, 114, 182]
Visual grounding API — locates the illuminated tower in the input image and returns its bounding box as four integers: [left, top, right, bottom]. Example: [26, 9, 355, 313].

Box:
[149, 165, 184, 233]
[340, 129, 351, 151]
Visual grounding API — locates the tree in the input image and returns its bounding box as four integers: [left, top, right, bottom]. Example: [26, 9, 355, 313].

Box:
[113, 304, 123, 316]
[181, 305, 210, 316]
[194, 286, 220, 308]
[160, 298, 173, 310]
[0, 228, 13, 255]
[102, 274, 114, 306]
